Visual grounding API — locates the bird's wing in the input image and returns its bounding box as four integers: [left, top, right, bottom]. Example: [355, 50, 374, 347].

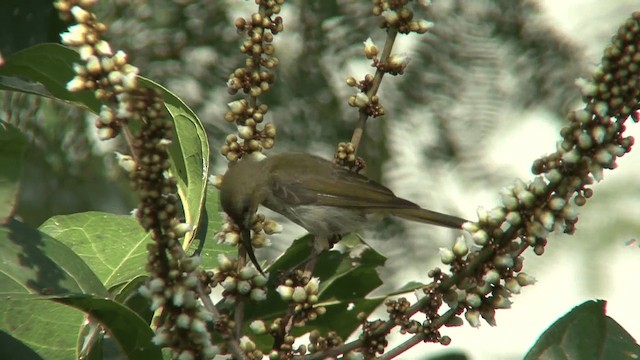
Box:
[270, 163, 419, 209]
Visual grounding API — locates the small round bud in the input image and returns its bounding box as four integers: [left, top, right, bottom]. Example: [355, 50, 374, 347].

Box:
[276, 285, 293, 301]
[452, 236, 468, 257]
[292, 286, 307, 303]
[439, 248, 455, 264]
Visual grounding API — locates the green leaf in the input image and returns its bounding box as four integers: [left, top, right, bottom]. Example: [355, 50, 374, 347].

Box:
[112, 275, 153, 324]
[0, 121, 28, 223]
[0, 218, 107, 296]
[39, 212, 151, 290]
[524, 300, 640, 360]
[0, 294, 162, 360]
[0, 43, 101, 112]
[190, 183, 235, 269]
[54, 294, 162, 360]
[0, 298, 84, 360]
[139, 78, 210, 251]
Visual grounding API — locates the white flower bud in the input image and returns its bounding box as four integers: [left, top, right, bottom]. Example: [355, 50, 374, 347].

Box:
[354, 93, 370, 108]
[237, 125, 254, 140]
[71, 6, 92, 23]
[483, 269, 500, 285]
[416, 19, 434, 33]
[239, 266, 258, 280]
[471, 229, 489, 246]
[263, 220, 283, 235]
[292, 286, 307, 303]
[305, 277, 320, 295]
[176, 313, 191, 329]
[250, 320, 267, 334]
[593, 102, 609, 117]
[591, 126, 606, 144]
[439, 248, 455, 264]
[115, 152, 136, 173]
[491, 295, 512, 309]
[530, 176, 547, 196]
[382, 10, 399, 25]
[465, 292, 482, 308]
[516, 273, 537, 286]
[363, 37, 379, 59]
[494, 255, 514, 269]
[452, 236, 468, 257]
[174, 222, 193, 237]
[250, 288, 267, 301]
[276, 285, 293, 301]
[477, 206, 489, 223]
[388, 53, 411, 72]
[86, 56, 102, 75]
[237, 280, 252, 295]
[548, 197, 566, 211]
[504, 277, 521, 294]
[95, 40, 113, 56]
[465, 309, 481, 328]
[223, 232, 240, 245]
[227, 99, 247, 114]
[594, 148, 613, 165]
[66, 76, 86, 92]
[239, 336, 256, 351]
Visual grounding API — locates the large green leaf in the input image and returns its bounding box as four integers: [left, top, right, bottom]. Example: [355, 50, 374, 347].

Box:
[0, 293, 162, 360]
[0, 219, 108, 359]
[0, 43, 101, 112]
[0, 121, 27, 223]
[39, 212, 151, 290]
[525, 300, 640, 359]
[55, 294, 162, 360]
[0, 298, 84, 360]
[0, 218, 107, 296]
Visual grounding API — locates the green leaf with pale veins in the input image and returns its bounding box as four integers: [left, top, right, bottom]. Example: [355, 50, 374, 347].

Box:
[0, 298, 84, 360]
[39, 212, 151, 290]
[0, 219, 108, 359]
[0, 218, 107, 296]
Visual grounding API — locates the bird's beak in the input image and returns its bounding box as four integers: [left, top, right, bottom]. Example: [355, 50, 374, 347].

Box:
[241, 225, 264, 275]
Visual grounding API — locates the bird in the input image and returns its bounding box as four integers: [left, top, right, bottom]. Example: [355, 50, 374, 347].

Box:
[219, 152, 467, 273]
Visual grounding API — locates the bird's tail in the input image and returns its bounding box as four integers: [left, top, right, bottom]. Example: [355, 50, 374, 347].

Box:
[391, 207, 467, 229]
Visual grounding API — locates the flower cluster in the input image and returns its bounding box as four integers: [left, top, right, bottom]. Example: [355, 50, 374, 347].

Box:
[373, 0, 434, 35]
[56, 1, 220, 358]
[210, 253, 269, 304]
[434, 12, 640, 332]
[222, 1, 283, 160]
[56, 0, 140, 140]
[341, 0, 435, 165]
[275, 273, 325, 327]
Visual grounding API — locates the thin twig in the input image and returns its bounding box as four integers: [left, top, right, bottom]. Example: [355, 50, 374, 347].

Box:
[350, 27, 398, 154]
